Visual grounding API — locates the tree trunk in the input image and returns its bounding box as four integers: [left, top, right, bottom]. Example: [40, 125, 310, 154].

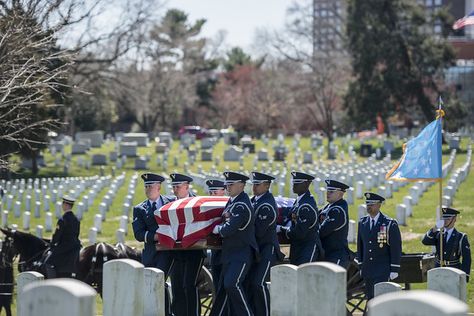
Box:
[32, 153, 39, 176]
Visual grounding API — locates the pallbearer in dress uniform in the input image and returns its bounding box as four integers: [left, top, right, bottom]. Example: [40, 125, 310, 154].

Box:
[319, 179, 350, 267]
[357, 192, 402, 299]
[169, 173, 205, 316]
[44, 196, 81, 278]
[422, 207, 471, 281]
[132, 173, 175, 315]
[277, 171, 322, 265]
[248, 172, 283, 316]
[206, 179, 227, 292]
[210, 172, 258, 316]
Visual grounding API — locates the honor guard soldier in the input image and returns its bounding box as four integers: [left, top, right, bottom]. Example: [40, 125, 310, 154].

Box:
[169, 173, 205, 316]
[44, 196, 81, 278]
[248, 172, 283, 316]
[277, 171, 322, 265]
[206, 179, 227, 292]
[132, 173, 175, 315]
[319, 179, 350, 267]
[210, 172, 258, 316]
[357, 193, 402, 299]
[422, 207, 471, 281]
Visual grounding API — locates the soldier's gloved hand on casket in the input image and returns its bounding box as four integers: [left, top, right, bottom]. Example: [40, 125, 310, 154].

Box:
[276, 225, 282, 233]
[389, 272, 398, 280]
[212, 225, 222, 234]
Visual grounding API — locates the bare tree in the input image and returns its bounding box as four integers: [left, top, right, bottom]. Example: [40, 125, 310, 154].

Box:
[256, 0, 350, 155]
[0, 8, 72, 170]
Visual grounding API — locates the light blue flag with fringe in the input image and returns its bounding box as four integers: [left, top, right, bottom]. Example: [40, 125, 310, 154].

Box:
[386, 114, 443, 182]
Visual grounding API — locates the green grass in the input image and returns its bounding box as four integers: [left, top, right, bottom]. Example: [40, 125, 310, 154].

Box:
[3, 135, 474, 314]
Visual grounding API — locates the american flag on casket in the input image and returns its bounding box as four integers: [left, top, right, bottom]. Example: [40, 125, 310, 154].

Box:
[154, 195, 296, 249]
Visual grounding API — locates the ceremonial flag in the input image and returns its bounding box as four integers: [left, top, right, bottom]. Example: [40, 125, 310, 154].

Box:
[154, 195, 297, 248]
[453, 10, 474, 30]
[154, 196, 228, 249]
[386, 106, 444, 182]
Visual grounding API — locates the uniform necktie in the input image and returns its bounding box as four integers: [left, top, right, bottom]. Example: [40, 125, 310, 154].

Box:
[151, 202, 157, 213]
[371, 219, 375, 230]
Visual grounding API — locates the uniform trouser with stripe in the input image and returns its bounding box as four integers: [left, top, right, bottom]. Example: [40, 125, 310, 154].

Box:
[171, 251, 204, 316]
[364, 274, 389, 300]
[248, 256, 272, 316]
[210, 261, 253, 316]
[325, 255, 349, 269]
[156, 251, 175, 316]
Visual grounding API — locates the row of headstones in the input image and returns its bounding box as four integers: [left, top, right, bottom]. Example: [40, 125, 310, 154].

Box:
[0, 176, 112, 226]
[441, 148, 472, 208]
[89, 174, 138, 244]
[71, 132, 152, 155]
[1, 176, 116, 237]
[16, 259, 165, 316]
[270, 263, 469, 316]
[25, 259, 468, 316]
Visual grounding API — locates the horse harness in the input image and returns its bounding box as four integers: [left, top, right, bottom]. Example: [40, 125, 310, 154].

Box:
[86, 243, 109, 287]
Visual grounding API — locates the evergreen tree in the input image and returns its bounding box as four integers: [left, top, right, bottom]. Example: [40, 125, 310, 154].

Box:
[344, 0, 463, 130]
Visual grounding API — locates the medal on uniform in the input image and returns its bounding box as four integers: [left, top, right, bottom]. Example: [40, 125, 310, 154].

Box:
[377, 225, 387, 247]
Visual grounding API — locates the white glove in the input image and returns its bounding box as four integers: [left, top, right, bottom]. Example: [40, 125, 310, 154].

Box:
[389, 272, 398, 280]
[276, 225, 282, 233]
[212, 225, 221, 234]
[285, 221, 292, 228]
[436, 220, 444, 229]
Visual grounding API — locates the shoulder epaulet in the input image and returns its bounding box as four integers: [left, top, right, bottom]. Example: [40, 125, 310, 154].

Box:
[134, 200, 147, 209]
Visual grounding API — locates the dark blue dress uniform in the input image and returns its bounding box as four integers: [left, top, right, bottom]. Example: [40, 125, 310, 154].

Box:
[422, 208, 471, 282]
[206, 179, 227, 291]
[319, 180, 350, 267]
[357, 193, 402, 299]
[132, 173, 175, 315]
[248, 172, 283, 316]
[169, 173, 206, 316]
[46, 196, 81, 278]
[280, 172, 321, 265]
[210, 172, 258, 316]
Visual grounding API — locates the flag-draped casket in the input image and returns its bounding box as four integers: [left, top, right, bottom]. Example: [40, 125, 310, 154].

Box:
[154, 195, 295, 249]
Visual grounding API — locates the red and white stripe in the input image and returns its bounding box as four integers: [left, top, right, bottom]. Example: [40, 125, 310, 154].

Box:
[154, 196, 229, 248]
[453, 13, 474, 30]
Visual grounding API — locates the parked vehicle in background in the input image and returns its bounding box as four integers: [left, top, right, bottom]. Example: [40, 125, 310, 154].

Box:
[178, 126, 209, 139]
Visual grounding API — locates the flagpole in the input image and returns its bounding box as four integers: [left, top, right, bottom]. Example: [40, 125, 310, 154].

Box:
[439, 177, 444, 267]
[438, 97, 444, 267]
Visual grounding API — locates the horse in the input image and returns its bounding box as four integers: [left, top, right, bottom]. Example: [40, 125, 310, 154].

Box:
[75, 242, 141, 295]
[0, 235, 16, 316]
[0, 227, 142, 296]
[0, 228, 50, 276]
[75, 242, 142, 296]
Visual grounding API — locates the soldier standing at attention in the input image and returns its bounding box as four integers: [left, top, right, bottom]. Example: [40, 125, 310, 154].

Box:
[206, 179, 227, 292]
[319, 179, 350, 267]
[132, 173, 175, 315]
[422, 207, 471, 281]
[277, 171, 321, 265]
[357, 192, 402, 299]
[169, 173, 205, 316]
[210, 171, 258, 316]
[44, 196, 81, 278]
[248, 172, 283, 316]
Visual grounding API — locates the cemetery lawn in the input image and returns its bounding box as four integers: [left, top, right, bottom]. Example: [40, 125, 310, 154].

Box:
[5, 136, 474, 313]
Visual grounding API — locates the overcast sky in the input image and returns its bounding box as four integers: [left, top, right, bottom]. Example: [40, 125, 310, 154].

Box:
[166, 0, 291, 52]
